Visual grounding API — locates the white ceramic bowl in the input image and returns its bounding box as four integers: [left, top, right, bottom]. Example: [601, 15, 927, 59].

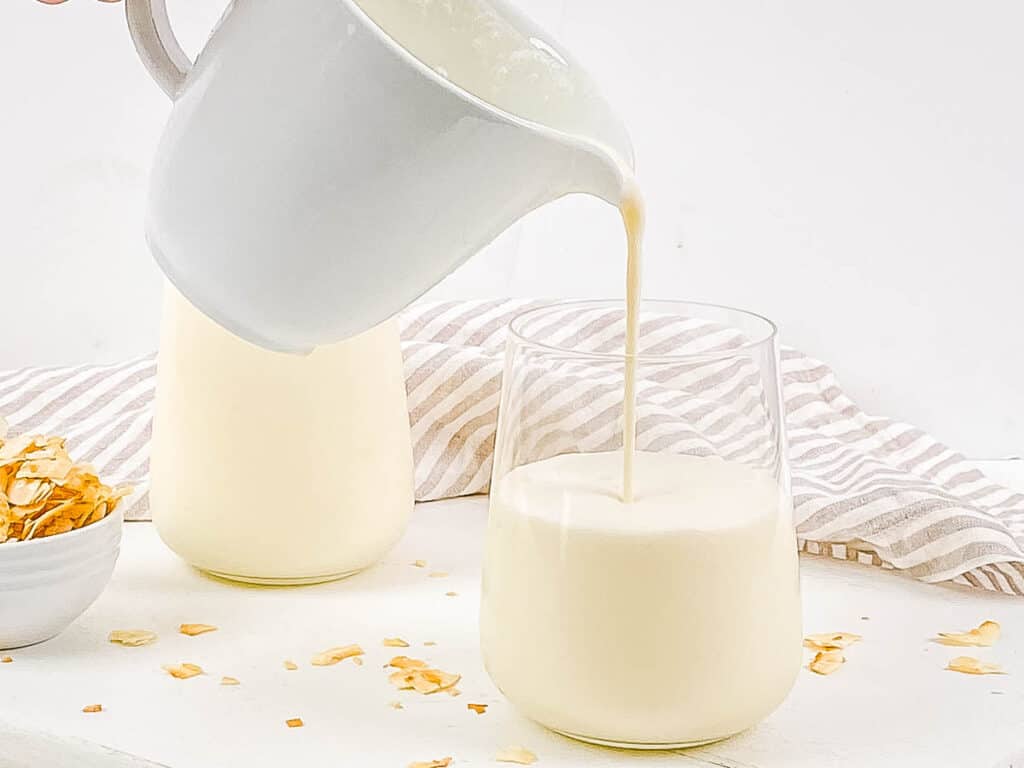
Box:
[0, 509, 122, 649]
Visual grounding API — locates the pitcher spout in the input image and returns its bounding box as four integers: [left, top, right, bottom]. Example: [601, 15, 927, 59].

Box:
[564, 139, 633, 207]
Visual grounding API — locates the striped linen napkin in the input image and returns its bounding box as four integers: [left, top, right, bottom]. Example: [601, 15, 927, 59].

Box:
[1, 299, 1021, 594]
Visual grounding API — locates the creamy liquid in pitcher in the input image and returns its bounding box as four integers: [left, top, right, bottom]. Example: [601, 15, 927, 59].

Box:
[353, 0, 630, 157]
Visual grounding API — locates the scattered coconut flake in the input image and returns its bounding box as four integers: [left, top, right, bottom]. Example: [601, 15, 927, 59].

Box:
[162, 663, 203, 679]
[389, 656, 429, 670]
[1, 656, 12, 664]
[496, 746, 537, 765]
[424, 641, 437, 647]
[283, 660, 298, 671]
[428, 572, 448, 578]
[389, 671, 423, 693]
[353, 657, 364, 666]
[179, 623, 218, 637]
[946, 656, 1005, 675]
[803, 632, 862, 651]
[937, 620, 1000, 647]
[389, 700, 404, 710]
[220, 676, 240, 686]
[412, 560, 427, 568]
[408, 759, 451, 768]
[445, 592, 458, 597]
[446, 687, 462, 697]
[467, 703, 487, 715]
[311, 644, 364, 666]
[285, 718, 304, 728]
[82, 704, 102, 713]
[108, 629, 157, 647]
[384, 638, 410, 648]
[387, 658, 461, 695]
[808, 649, 845, 675]
[426, 669, 460, 693]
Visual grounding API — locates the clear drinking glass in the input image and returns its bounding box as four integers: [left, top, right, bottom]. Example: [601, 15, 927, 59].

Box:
[481, 300, 802, 749]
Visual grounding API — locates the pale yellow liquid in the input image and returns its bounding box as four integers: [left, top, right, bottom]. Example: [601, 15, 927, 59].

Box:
[482, 451, 802, 747]
[620, 181, 645, 501]
[149, 286, 414, 584]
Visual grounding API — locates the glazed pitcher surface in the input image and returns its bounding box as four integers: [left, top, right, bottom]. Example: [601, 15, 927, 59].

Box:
[127, 0, 633, 353]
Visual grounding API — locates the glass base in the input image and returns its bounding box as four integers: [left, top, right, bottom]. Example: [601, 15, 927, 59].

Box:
[199, 566, 364, 586]
[550, 727, 734, 751]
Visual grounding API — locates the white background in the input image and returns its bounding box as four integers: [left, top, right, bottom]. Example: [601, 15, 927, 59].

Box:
[1, 0, 1021, 458]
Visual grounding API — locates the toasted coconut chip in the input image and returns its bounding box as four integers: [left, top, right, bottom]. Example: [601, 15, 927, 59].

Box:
[1, 656, 12, 664]
[220, 676, 240, 686]
[803, 632, 862, 651]
[8, 478, 45, 507]
[408, 759, 451, 768]
[390, 670, 418, 689]
[311, 644, 364, 666]
[389, 662, 461, 695]
[389, 656, 429, 670]
[946, 656, 1005, 675]
[937, 621, 1000, 647]
[496, 746, 537, 765]
[0, 431, 131, 543]
[389, 700, 404, 710]
[411, 560, 427, 568]
[0, 434, 38, 461]
[17, 456, 73, 482]
[162, 663, 203, 679]
[411, 674, 441, 694]
[808, 650, 845, 675]
[423, 669, 457, 687]
[285, 718, 304, 728]
[179, 623, 218, 637]
[82, 704, 103, 713]
[384, 638, 410, 648]
[467, 703, 487, 714]
[109, 629, 157, 647]
[283, 660, 298, 671]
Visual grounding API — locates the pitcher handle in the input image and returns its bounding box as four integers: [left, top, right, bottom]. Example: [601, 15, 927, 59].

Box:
[125, 0, 192, 99]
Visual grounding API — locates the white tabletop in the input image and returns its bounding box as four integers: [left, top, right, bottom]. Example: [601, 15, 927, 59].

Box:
[2, 461, 1023, 768]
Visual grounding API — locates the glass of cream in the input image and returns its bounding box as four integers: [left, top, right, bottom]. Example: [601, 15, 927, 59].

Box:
[481, 300, 801, 749]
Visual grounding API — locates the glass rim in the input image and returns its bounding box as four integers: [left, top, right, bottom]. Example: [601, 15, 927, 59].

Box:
[507, 299, 778, 364]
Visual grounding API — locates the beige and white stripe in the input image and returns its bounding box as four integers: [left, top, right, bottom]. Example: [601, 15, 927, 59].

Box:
[1, 299, 1021, 594]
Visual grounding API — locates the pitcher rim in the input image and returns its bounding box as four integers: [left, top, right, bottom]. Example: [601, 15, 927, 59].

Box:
[340, 0, 635, 171]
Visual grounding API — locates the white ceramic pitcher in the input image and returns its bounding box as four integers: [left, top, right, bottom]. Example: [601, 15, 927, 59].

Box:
[126, 0, 633, 353]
